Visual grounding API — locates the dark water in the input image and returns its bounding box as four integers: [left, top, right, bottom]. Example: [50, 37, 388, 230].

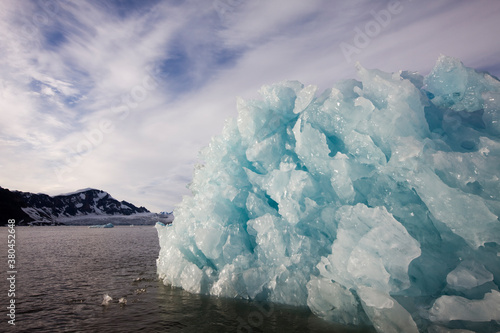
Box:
[0, 225, 373, 333]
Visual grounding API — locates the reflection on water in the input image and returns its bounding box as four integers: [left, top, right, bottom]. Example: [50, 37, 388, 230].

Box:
[0, 226, 373, 332]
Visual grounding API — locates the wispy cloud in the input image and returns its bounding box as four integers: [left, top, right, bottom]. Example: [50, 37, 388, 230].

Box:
[1, 0, 499, 211]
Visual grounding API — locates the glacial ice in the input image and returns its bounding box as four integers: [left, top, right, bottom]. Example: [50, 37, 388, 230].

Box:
[156, 56, 500, 332]
[101, 294, 112, 306]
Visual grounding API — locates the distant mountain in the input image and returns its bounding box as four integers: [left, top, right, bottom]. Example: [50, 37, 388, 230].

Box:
[0, 187, 33, 225]
[0, 187, 150, 226]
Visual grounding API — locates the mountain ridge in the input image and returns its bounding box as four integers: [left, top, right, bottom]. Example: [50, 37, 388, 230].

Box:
[0, 186, 150, 226]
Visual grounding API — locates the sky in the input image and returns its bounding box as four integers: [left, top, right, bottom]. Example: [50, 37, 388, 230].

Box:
[1, 0, 499, 212]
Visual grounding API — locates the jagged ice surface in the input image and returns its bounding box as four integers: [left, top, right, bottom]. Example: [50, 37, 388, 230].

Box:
[156, 56, 500, 332]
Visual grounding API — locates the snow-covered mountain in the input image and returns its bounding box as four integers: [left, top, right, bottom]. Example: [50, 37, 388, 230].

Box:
[0, 187, 150, 225]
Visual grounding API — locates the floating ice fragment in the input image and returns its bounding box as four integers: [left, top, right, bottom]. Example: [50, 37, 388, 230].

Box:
[101, 294, 112, 306]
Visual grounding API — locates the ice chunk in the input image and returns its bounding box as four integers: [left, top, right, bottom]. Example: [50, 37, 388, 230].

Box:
[446, 260, 494, 290]
[194, 226, 225, 260]
[306, 277, 366, 325]
[429, 290, 500, 322]
[247, 214, 288, 265]
[409, 169, 500, 248]
[293, 118, 333, 177]
[156, 56, 500, 332]
[293, 84, 317, 114]
[317, 204, 421, 294]
[329, 153, 355, 204]
[424, 55, 494, 112]
[357, 286, 419, 333]
[101, 294, 112, 306]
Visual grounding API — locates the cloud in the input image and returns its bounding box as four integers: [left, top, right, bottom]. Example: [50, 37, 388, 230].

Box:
[0, 0, 500, 212]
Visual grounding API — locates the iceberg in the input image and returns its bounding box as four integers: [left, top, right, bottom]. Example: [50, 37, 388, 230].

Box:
[156, 56, 500, 332]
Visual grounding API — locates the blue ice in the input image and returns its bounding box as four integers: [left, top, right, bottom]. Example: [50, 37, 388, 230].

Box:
[156, 56, 500, 332]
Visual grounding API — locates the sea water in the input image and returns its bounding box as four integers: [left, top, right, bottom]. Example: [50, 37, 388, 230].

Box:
[0, 225, 371, 332]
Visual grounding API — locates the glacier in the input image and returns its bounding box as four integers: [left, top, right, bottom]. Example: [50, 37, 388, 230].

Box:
[156, 56, 500, 332]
